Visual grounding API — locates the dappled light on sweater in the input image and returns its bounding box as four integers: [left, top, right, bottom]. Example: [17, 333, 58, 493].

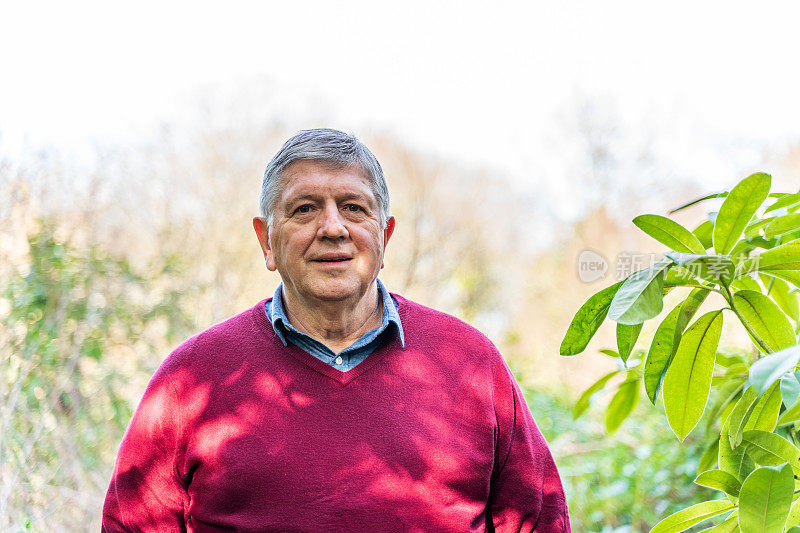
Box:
[102, 296, 569, 532]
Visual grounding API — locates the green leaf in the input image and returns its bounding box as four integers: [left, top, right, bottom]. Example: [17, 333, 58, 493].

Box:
[746, 217, 777, 238]
[719, 415, 755, 482]
[766, 213, 800, 238]
[675, 289, 709, 334]
[719, 401, 737, 431]
[702, 511, 738, 532]
[644, 289, 710, 403]
[766, 190, 800, 213]
[677, 288, 711, 337]
[731, 275, 762, 292]
[694, 220, 715, 250]
[670, 192, 728, 214]
[665, 252, 735, 285]
[633, 214, 707, 254]
[716, 352, 748, 368]
[732, 290, 796, 352]
[605, 374, 639, 432]
[713, 173, 772, 255]
[665, 267, 704, 287]
[645, 305, 683, 404]
[694, 469, 742, 497]
[698, 438, 721, 473]
[748, 346, 800, 396]
[764, 276, 800, 322]
[729, 239, 757, 260]
[609, 259, 671, 325]
[617, 322, 643, 363]
[738, 463, 793, 532]
[741, 430, 800, 476]
[663, 310, 724, 441]
[759, 270, 800, 289]
[749, 235, 783, 251]
[743, 382, 781, 434]
[573, 370, 619, 419]
[560, 281, 623, 355]
[786, 496, 800, 528]
[706, 380, 746, 434]
[777, 401, 800, 426]
[727, 386, 759, 448]
[781, 372, 800, 409]
[741, 241, 800, 276]
[649, 499, 736, 533]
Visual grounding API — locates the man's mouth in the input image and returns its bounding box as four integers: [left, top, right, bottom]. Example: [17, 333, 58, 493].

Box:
[312, 255, 352, 263]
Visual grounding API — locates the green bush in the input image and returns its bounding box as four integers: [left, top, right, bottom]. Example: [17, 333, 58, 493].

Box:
[528, 387, 713, 531]
[561, 174, 800, 532]
[1, 219, 195, 530]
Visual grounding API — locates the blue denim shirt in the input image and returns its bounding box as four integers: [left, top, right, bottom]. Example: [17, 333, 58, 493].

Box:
[265, 279, 405, 371]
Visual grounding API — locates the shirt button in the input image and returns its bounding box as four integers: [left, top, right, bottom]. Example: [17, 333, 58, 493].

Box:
[335, 356, 343, 365]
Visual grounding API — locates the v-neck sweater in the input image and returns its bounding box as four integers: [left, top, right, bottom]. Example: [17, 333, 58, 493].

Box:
[266, 278, 405, 371]
[102, 295, 570, 532]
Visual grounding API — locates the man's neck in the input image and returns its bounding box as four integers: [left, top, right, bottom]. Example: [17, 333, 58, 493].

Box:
[281, 284, 383, 354]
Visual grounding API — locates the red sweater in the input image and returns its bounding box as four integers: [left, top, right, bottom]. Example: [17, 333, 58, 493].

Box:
[103, 295, 570, 532]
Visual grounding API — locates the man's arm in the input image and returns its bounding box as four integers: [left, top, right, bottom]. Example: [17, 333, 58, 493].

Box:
[102, 363, 187, 532]
[487, 357, 571, 533]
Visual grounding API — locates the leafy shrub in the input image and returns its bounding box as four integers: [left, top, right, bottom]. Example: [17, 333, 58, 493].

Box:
[528, 386, 714, 531]
[561, 174, 800, 531]
[1, 219, 195, 530]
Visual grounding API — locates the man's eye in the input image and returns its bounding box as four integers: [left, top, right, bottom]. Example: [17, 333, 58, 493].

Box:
[344, 204, 362, 212]
[296, 205, 313, 214]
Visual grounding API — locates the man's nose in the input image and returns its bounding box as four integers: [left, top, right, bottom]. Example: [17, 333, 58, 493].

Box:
[317, 204, 349, 239]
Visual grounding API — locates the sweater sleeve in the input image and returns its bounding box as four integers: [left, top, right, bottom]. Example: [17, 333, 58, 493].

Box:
[102, 361, 188, 532]
[487, 356, 571, 533]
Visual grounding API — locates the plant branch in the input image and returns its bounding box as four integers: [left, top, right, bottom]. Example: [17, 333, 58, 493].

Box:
[720, 282, 774, 356]
[680, 284, 726, 296]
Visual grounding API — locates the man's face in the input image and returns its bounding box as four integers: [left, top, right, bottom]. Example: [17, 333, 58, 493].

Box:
[254, 160, 394, 306]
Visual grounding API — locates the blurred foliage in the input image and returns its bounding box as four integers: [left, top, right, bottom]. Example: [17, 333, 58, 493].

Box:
[1, 219, 196, 530]
[527, 385, 714, 532]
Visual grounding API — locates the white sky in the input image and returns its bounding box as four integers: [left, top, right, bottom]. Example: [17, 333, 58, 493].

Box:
[2, 1, 799, 205]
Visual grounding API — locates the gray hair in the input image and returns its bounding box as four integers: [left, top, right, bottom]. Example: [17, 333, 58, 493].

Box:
[260, 128, 390, 227]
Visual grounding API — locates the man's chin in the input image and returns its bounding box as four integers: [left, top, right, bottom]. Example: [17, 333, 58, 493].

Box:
[312, 291, 362, 303]
[305, 280, 371, 303]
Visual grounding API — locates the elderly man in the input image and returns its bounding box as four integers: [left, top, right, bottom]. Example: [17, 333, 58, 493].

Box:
[103, 129, 570, 532]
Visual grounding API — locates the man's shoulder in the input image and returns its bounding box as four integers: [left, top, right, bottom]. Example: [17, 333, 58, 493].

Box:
[197, 301, 266, 342]
[161, 300, 269, 367]
[391, 293, 499, 354]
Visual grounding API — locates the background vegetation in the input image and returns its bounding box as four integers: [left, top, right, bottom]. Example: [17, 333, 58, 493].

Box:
[1, 109, 798, 531]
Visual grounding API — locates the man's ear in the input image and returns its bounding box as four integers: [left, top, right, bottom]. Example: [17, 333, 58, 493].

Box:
[384, 216, 396, 245]
[252, 217, 277, 271]
[381, 216, 396, 269]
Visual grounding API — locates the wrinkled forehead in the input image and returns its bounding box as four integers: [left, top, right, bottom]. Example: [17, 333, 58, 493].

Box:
[278, 160, 376, 203]
[281, 158, 361, 178]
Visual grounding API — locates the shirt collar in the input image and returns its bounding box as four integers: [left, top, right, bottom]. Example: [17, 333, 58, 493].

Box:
[265, 279, 405, 348]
